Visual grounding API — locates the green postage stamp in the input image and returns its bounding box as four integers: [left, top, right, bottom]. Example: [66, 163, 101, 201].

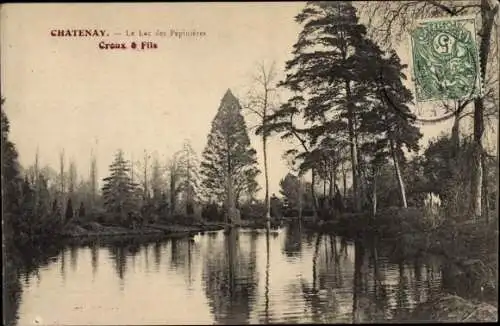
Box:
[410, 16, 482, 102]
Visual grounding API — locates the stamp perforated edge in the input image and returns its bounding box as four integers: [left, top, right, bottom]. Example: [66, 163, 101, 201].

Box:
[407, 15, 484, 105]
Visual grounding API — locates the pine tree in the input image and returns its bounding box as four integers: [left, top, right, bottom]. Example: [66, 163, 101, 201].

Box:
[359, 50, 423, 209]
[200, 89, 260, 223]
[102, 149, 139, 225]
[278, 1, 387, 212]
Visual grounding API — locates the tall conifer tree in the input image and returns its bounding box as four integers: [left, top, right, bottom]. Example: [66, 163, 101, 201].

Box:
[200, 89, 260, 222]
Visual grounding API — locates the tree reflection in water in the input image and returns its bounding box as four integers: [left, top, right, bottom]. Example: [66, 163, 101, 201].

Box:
[295, 234, 435, 323]
[283, 222, 303, 259]
[4, 243, 64, 326]
[90, 241, 99, 279]
[352, 239, 367, 323]
[153, 241, 162, 271]
[370, 238, 389, 321]
[4, 248, 23, 326]
[257, 227, 274, 324]
[143, 243, 150, 272]
[202, 228, 259, 324]
[170, 238, 189, 270]
[6, 227, 481, 325]
[300, 233, 347, 323]
[167, 238, 196, 288]
[69, 243, 78, 272]
[300, 234, 326, 323]
[59, 246, 67, 284]
[106, 239, 142, 291]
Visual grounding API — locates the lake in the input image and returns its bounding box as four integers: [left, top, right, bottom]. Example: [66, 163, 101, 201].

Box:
[13, 224, 449, 325]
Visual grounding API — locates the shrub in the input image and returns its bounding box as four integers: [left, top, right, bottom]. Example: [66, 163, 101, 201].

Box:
[240, 202, 266, 221]
[202, 202, 223, 221]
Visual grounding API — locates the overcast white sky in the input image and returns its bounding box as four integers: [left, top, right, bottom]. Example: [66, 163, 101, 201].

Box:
[1, 2, 477, 198]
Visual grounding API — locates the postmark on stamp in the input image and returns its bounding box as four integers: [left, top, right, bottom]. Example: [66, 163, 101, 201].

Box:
[410, 16, 482, 102]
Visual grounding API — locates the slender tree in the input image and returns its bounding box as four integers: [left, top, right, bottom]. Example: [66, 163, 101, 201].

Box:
[264, 97, 320, 218]
[359, 50, 423, 208]
[167, 153, 182, 215]
[89, 149, 97, 207]
[176, 140, 200, 215]
[59, 149, 66, 195]
[244, 60, 279, 221]
[142, 150, 150, 201]
[68, 159, 77, 202]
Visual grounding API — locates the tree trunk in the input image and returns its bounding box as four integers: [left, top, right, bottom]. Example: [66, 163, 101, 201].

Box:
[470, 96, 486, 222]
[263, 135, 271, 220]
[346, 80, 360, 212]
[390, 139, 408, 208]
[343, 169, 347, 200]
[372, 167, 378, 217]
[170, 172, 176, 215]
[298, 175, 303, 221]
[185, 160, 190, 215]
[90, 153, 97, 208]
[311, 170, 318, 220]
[470, 0, 496, 221]
[353, 240, 367, 323]
[451, 109, 461, 157]
[34, 148, 40, 216]
[471, 108, 484, 221]
[329, 169, 334, 201]
[143, 152, 149, 201]
[227, 174, 233, 224]
[226, 173, 239, 224]
[357, 138, 366, 209]
[481, 151, 489, 222]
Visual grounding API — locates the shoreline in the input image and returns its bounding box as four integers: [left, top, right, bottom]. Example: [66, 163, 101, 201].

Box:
[299, 213, 498, 308]
[8, 216, 497, 323]
[60, 218, 286, 238]
[58, 221, 225, 243]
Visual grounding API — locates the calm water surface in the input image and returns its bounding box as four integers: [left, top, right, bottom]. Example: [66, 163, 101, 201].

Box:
[16, 225, 446, 325]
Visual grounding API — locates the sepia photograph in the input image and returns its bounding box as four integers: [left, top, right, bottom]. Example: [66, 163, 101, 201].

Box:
[1, 1, 498, 324]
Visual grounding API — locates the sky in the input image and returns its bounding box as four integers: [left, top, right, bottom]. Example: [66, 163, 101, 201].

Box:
[2, 2, 488, 199]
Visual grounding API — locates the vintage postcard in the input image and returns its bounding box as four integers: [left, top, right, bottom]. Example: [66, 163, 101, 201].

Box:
[1, 2, 498, 325]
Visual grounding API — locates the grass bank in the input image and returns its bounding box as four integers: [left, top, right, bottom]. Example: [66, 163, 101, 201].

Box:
[397, 294, 498, 323]
[58, 216, 285, 242]
[59, 219, 225, 242]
